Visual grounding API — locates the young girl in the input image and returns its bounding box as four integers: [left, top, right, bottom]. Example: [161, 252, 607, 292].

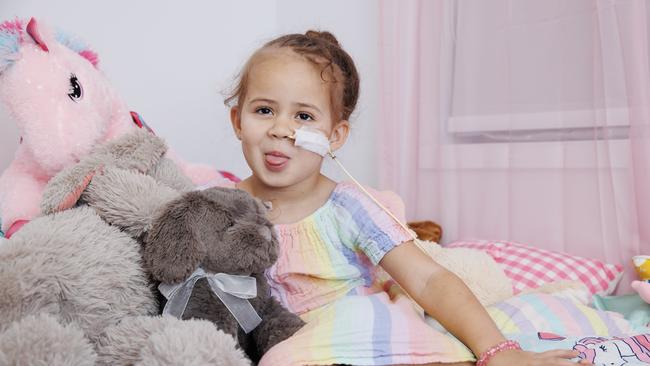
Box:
[222, 31, 590, 366]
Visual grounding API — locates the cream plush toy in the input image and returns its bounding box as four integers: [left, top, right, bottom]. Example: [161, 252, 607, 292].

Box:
[418, 240, 514, 306]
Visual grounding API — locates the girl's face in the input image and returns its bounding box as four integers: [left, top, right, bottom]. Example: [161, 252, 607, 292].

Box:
[231, 50, 349, 189]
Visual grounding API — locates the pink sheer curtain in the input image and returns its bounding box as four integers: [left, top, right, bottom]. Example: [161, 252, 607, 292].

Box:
[379, 0, 650, 293]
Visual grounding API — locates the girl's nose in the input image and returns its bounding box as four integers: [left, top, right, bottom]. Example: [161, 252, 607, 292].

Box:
[268, 118, 294, 140]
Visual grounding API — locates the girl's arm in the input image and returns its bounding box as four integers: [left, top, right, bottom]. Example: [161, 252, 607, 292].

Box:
[379, 240, 590, 366]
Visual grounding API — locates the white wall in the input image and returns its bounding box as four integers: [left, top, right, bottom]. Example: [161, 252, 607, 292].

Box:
[0, 0, 379, 186]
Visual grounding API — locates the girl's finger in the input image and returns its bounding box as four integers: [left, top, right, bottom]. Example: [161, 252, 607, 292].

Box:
[538, 349, 581, 358]
[543, 358, 589, 366]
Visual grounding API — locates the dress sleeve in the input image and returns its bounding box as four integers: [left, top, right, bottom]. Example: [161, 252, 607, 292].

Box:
[333, 183, 414, 265]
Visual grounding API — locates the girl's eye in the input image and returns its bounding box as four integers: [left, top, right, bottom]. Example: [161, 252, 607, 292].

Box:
[297, 112, 314, 121]
[255, 107, 273, 115]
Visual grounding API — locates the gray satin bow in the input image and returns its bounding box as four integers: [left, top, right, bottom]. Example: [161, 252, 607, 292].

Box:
[158, 267, 262, 333]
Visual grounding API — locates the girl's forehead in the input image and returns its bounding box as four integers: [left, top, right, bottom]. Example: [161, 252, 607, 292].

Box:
[247, 52, 331, 106]
[250, 50, 319, 80]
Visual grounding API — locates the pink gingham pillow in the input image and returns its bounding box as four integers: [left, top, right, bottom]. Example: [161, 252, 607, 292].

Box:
[445, 240, 624, 296]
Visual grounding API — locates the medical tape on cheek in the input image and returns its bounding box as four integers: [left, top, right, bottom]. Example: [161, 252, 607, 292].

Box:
[291, 126, 331, 157]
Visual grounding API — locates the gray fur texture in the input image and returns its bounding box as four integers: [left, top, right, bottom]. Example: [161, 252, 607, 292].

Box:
[96, 315, 249, 366]
[42, 129, 195, 240]
[0, 207, 157, 340]
[83, 167, 180, 238]
[145, 186, 305, 363]
[0, 313, 96, 366]
[139, 316, 249, 366]
[40, 128, 194, 217]
[40, 128, 170, 216]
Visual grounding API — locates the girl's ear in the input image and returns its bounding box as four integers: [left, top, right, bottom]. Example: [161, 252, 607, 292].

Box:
[329, 120, 350, 152]
[230, 106, 242, 140]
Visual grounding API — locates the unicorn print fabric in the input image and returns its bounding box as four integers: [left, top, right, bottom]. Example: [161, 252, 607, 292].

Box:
[510, 332, 650, 365]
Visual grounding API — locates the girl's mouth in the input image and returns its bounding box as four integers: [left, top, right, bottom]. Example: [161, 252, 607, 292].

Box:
[264, 151, 289, 172]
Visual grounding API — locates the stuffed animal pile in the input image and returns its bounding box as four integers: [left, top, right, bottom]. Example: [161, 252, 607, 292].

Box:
[0, 17, 303, 365]
[1, 128, 305, 364]
[0, 130, 244, 364]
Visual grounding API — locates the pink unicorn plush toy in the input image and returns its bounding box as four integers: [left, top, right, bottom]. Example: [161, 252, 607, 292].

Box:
[0, 17, 226, 238]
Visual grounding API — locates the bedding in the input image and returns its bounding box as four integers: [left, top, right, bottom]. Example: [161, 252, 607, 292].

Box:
[427, 293, 650, 365]
[593, 294, 650, 330]
[446, 240, 624, 295]
[489, 293, 650, 365]
[486, 293, 646, 336]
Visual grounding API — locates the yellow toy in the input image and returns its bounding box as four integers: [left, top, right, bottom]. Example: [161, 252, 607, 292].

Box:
[631, 255, 650, 303]
[633, 255, 650, 281]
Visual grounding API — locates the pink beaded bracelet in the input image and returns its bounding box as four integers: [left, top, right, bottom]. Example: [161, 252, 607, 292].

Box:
[476, 340, 522, 366]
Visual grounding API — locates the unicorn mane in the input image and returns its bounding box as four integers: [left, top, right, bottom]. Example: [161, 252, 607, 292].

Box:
[0, 19, 23, 73]
[54, 28, 99, 66]
[0, 18, 99, 73]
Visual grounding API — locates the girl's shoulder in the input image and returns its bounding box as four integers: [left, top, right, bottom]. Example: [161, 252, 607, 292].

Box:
[329, 181, 406, 223]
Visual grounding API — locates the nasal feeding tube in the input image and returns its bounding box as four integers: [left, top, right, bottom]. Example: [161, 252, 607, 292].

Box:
[288, 126, 420, 245]
[289, 126, 430, 314]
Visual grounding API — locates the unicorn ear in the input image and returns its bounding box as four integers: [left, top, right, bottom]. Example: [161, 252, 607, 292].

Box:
[26, 18, 49, 52]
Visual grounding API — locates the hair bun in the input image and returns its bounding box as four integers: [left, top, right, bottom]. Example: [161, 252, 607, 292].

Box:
[305, 30, 340, 46]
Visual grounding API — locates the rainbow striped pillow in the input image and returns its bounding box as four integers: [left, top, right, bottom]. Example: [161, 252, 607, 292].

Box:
[487, 293, 643, 337]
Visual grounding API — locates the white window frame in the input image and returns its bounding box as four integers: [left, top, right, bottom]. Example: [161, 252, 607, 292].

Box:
[442, 0, 630, 141]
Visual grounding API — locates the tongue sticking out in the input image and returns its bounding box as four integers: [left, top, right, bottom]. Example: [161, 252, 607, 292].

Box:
[265, 154, 288, 165]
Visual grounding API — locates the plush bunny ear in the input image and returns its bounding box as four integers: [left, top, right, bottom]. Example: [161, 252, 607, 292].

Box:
[41, 161, 103, 214]
[41, 129, 168, 215]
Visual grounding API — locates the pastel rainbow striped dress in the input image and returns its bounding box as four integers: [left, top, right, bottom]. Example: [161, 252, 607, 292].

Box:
[256, 181, 474, 366]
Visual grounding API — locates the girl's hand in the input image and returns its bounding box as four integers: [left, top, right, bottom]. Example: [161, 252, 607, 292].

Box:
[487, 349, 593, 365]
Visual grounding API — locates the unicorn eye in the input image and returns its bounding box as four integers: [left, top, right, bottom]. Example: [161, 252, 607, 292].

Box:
[67, 74, 83, 102]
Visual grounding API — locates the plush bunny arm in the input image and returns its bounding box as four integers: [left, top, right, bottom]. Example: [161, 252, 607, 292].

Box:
[148, 157, 194, 193]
